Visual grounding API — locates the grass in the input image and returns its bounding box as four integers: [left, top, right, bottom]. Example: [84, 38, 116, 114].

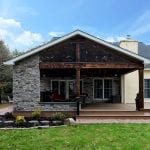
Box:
[0, 103, 11, 109]
[0, 124, 150, 150]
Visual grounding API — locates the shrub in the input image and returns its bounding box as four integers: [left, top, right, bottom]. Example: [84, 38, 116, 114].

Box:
[32, 108, 41, 120]
[51, 112, 67, 121]
[16, 116, 26, 127]
[4, 112, 14, 120]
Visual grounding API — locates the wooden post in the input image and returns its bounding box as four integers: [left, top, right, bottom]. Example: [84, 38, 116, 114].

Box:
[76, 68, 81, 97]
[138, 69, 144, 110]
[76, 43, 80, 62]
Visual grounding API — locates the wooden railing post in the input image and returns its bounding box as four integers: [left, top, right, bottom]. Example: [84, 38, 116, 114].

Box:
[76, 100, 80, 115]
[76, 68, 81, 97]
[138, 69, 144, 110]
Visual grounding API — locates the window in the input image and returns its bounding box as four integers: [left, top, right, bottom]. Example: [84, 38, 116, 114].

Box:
[144, 79, 150, 98]
[51, 80, 82, 100]
[94, 79, 112, 99]
[94, 79, 103, 99]
[104, 79, 112, 99]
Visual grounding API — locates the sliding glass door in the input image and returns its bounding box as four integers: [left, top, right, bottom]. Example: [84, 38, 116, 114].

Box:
[94, 79, 112, 100]
[51, 80, 82, 100]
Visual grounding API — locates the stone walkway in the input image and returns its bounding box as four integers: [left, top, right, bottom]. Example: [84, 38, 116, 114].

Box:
[0, 105, 13, 115]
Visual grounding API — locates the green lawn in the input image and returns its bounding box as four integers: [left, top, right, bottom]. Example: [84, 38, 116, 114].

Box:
[0, 124, 150, 150]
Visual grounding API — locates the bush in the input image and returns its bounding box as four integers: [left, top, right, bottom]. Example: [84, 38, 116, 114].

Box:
[51, 112, 68, 121]
[16, 116, 26, 127]
[32, 108, 41, 120]
[4, 112, 14, 120]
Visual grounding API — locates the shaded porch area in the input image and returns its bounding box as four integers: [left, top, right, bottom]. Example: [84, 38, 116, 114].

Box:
[40, 67, 144, 109]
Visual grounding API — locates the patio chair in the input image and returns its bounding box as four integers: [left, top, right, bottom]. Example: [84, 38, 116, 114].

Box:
[7, 96, 13, 103]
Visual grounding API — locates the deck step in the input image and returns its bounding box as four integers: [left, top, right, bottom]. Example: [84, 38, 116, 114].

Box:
[80, 111, 150, 116]
[76, 110, 150, 123]
[76, 118, 150, 124]
[76, 115, 150, 119]
[79, 110, 150, 116]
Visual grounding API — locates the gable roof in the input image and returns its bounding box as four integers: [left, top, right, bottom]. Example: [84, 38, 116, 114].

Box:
[4, 30, 150, 65]
[138, 42, 150, 59]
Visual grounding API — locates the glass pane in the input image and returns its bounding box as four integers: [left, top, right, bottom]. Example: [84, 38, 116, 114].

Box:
[52, 81, 59, 92]
[69, 81, 75, 99]
[144, 79, 150, 98]
[60, 81, 66, 99]
[94, 88, 103, 99]
[144, 89, 150, 98]
[94, 79, 103, 99]
[144, 79, 150, 88]
[80, 81, 82, 94]
[94, 80, 103, 89]
[104, 79, 112, 99]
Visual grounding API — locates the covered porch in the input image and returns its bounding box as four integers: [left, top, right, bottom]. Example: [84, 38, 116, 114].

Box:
[39, 63, 144, 111]
[38, 34, 145, 112]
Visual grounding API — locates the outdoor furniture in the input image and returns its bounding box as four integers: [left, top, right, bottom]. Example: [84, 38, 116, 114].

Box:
[7, 96, 13, 103]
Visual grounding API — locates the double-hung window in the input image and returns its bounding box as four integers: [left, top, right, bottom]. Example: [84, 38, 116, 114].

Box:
[94, 79, 112, 100]
[144, 79, 150, 98]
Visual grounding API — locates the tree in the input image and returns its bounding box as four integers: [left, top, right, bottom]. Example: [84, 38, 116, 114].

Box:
[0, 40, 12, 103]
[12, 49, 24, 57]
[0, 40, 10, 65]
[0, 42, 24, 103]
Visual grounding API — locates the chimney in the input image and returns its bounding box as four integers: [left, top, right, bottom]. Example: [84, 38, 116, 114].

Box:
[119, 35, 138, 54]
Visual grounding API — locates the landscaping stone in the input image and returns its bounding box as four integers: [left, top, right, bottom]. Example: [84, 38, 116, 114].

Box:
[0, 120, 3, 128]
[28, 120, 39, 127]
[52, 120, 63, 126]
[64, 118, 76, 125]
[4, 120, 14, 127]
[40, 120, 50, 126]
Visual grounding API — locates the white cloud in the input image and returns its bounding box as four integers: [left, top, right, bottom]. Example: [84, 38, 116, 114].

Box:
[105, 36, 126, 43]
[0, 17, 21, 29]
[15, 31, 43, 46]
[0, 17, 43, 50]
[0, 29, 8, 39]
[130, 10, 150, 36]
[49, 31, 64, 37]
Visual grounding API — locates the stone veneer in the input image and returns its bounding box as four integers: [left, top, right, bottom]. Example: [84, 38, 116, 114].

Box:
[13, 54, 76, 112]
[13, 55, 40, 111]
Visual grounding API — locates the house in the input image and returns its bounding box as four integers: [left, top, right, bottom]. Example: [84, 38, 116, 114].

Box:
[4, 30, 150, 116]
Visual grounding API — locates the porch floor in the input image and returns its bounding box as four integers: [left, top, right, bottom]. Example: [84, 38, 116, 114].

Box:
[81, 102, 150, 111]
[76, 103, 150, 123]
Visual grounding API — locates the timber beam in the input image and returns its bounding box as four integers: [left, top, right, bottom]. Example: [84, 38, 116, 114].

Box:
[39, 62, 144, 69]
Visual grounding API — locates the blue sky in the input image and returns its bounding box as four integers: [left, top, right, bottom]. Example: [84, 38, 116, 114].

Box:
[0, 0, 150, 51]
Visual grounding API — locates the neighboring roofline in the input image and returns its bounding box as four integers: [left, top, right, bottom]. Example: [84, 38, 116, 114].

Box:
[4, 29, 150, 65]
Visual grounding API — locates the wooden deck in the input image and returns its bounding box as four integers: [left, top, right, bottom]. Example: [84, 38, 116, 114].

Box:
[82, 103, 136, 111]
[82, 103, 150, 111]
[76, 103, 150, 123]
